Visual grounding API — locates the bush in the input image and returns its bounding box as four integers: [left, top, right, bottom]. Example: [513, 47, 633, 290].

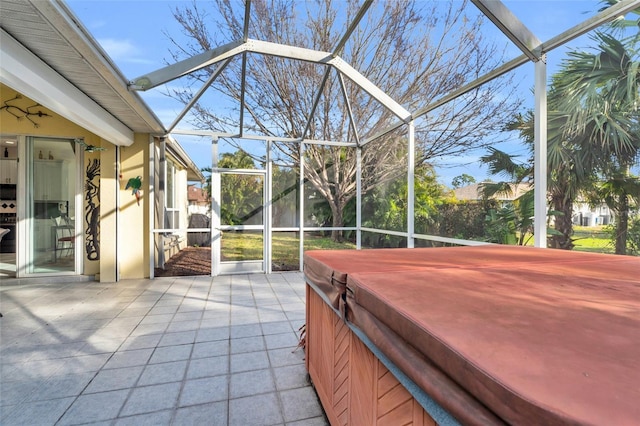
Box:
[626, 216, 640, 255]
[423, 200, 498, 241]
[604, 215, 640, 255]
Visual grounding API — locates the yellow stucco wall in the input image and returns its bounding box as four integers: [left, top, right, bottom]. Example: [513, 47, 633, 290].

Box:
[1, 83, 153, 281]
[118, 134, 150, 279]
[98, 143, 118, 281]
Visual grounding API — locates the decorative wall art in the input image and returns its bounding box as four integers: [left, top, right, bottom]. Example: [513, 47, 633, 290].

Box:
[85, 159, 100, 260]
[1, 94, 51, 127]
[126, 176, 143, 206]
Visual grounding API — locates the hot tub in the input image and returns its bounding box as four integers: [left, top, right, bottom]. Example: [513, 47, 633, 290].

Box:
[304, 246, 640, 425]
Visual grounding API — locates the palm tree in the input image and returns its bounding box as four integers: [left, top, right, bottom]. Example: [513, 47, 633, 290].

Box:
[479, 147, 535, 246]
[505, 16, 640, 253]
[552, 31, 640, 254]
[497, 109, 581, 249]
[589, 169, 640, 254]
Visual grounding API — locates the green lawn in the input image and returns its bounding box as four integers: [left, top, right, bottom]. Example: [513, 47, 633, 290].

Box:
[221, 232, 356, 269]
[220, 226, 614, 267]
[572, 226, 614, 254]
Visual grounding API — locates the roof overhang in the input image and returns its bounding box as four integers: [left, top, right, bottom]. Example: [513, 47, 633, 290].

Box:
[165, 136, 206, 182]
[0, 0, 167, 145]
[1, 28, 134, 146]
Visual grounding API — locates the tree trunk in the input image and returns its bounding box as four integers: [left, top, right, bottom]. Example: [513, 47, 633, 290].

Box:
[551, 196, 574, 250]
[614, 194, 629, 255]
[330, 204, 344, 242]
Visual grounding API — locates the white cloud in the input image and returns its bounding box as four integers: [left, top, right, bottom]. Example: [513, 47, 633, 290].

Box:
[97, 38, 154, 65]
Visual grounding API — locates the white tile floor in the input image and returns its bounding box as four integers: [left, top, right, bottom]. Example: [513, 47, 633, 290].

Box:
[0, 252, 16, 278]
[0, 273, 328, 425]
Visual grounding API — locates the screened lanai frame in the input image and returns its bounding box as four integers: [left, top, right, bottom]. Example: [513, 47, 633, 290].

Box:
[136, 0, 640, 276]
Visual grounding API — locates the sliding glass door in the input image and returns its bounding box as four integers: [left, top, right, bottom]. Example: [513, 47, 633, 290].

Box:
[21, 137, 80, 275]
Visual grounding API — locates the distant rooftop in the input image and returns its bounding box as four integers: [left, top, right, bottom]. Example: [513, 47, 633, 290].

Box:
[453, 182, 531, 201]
[188, 185, 208, 203]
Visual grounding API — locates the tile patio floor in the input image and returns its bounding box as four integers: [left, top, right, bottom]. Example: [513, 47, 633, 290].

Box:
[0, 273, 328, 425]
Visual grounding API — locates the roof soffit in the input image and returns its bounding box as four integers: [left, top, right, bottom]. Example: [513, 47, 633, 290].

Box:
[0, 0, 165, 136]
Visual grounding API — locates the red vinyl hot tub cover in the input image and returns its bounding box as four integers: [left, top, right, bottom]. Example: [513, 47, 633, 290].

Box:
[305, 246, 640, 425]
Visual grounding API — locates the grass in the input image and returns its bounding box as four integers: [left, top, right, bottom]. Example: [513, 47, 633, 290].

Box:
[572, 226, 614, 254]
[519, 226, 613, 253]
[219, 226, 614, 265]
[221, 231, 356, 266]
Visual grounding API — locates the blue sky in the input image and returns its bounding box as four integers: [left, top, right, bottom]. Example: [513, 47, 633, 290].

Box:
[67, 0, 610, 186]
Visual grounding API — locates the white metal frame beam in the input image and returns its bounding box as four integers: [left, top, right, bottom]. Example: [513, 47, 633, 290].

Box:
[166, 59, 232, 133]
[170, 129, 358, 147]
[472, 0, 542, 61]
[243, 0, 252, 42]
[338, 72, 361, 146]
[239, 1, 252, 136]
[131, 38, 411, 123]
[542, 0, 640, 53]
[239, 52, 248, 137]
[246, 39, 411, 121]
[130, 39, 246, 90]
[332, 0, 373, 57]
[407, 121, 415, 248]
[534, 58, 547, 248]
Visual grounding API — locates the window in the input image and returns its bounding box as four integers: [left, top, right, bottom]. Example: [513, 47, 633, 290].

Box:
[166, 160, 179, 229]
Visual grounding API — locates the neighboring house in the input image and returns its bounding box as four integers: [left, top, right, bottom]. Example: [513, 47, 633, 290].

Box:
[572, 199, 612, 227]
[454, 183, 613, 227]
[187, 185, 210, 216]
[0, 1, 202, 280]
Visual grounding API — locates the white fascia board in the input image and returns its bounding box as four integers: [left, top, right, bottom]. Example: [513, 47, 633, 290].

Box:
[165, 136, 206, 182]
[246, 39, 412, 122]
[130, 39, 246, 90]
[1, 29, 134, 146]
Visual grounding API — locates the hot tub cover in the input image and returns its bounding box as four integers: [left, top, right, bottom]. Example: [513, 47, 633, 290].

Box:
[345, 250, 640, 425]
[304, 245, 638, 309]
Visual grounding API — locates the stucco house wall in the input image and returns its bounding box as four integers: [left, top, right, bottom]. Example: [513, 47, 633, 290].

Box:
[1, 87, 202, 281]
[1, 1, 206, 281]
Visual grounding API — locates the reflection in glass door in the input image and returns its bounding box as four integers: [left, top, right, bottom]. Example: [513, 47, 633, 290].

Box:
[218, 171, 265, 274]
[24, 137, 78, 274]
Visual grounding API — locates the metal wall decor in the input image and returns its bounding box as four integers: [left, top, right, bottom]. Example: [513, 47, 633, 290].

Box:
[1, 94, 51, 127]
[75, 138, 107, 152]
[85, 159, 100, 260]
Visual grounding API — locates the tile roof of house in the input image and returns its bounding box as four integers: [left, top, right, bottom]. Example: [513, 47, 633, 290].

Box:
[188, 185, 208, 203]
[453, 182, 532, 201]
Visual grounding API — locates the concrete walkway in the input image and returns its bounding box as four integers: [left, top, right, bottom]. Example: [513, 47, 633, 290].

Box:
[0, 273, 327, 425]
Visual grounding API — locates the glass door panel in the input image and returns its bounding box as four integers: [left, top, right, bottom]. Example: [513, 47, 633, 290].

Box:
[218, 172, 265, 274]
[220, 173, 264, 226]
[221, 230, 263, 261]
[25, 137, 77, 274]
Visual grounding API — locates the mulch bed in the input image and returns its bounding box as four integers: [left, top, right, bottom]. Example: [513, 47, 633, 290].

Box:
[154, 247, 212, 277]
[154, 246, 300, 276]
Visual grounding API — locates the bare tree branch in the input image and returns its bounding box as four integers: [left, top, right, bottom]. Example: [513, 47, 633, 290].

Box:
[165, 0, 522, 240]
